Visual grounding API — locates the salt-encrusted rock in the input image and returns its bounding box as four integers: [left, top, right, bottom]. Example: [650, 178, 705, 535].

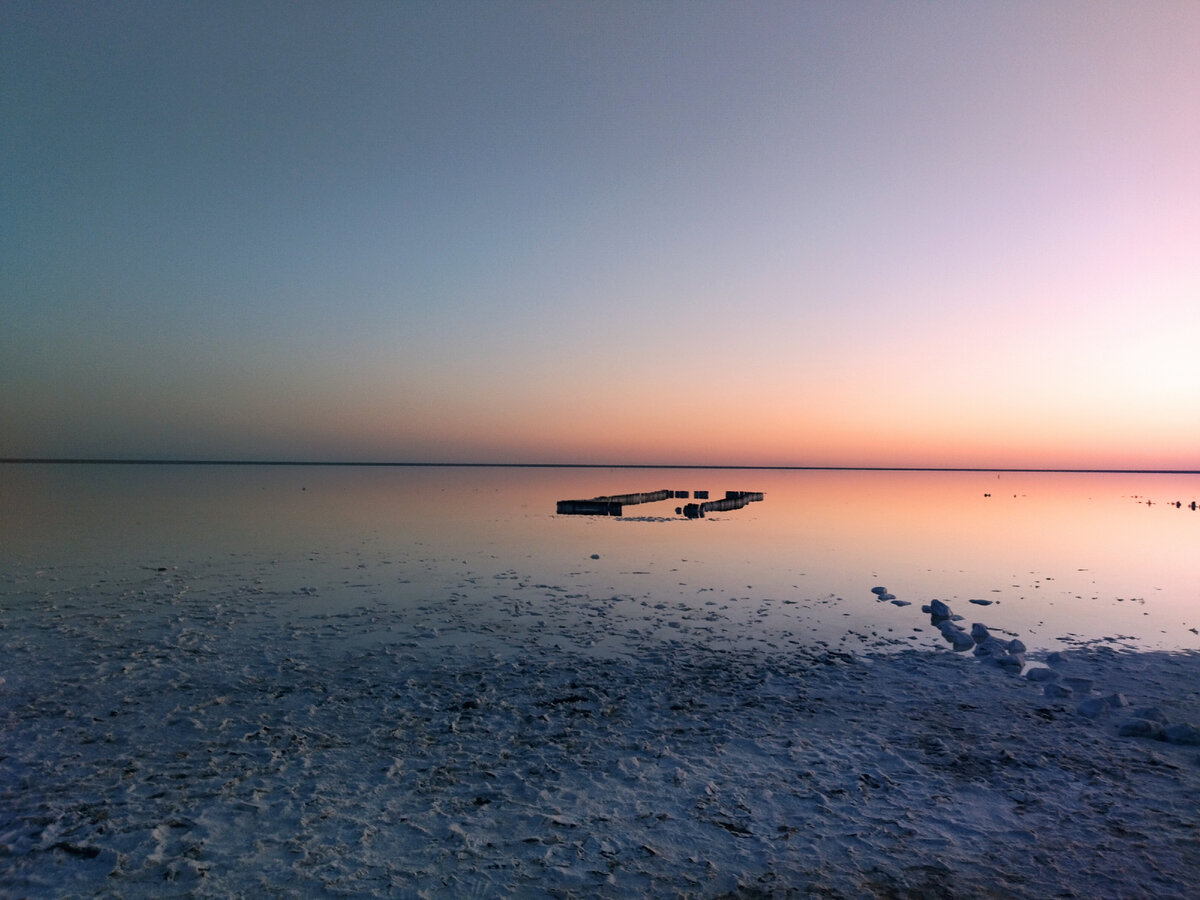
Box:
[974, 636, 1007, 657]
[1130, 706, 1169, 724]
[1045, 683, 1074, 699]
[1163, 723, 1200, 746]
[1077, 697, 1111, 718]
[1119, 718, 1166, 740]
[974, 636, 1024, 671]
[971, 623, 991, 644]
[929, 599, 952, 619]
[987, 653, 1024, 672]
[937, 622, 975, 652]
[1026, 667, 1059, 683]
[949, 632, 975, 652]
[871, 586, 887, 596]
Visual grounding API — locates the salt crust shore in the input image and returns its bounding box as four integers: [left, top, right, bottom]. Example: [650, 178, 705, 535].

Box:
[3, 565, 1200, 899]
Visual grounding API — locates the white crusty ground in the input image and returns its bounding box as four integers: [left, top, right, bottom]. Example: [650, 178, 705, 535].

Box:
[3, 561, 1200, 899]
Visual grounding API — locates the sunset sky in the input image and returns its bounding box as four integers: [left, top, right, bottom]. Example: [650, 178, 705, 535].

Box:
[3, 1, 1198, 469]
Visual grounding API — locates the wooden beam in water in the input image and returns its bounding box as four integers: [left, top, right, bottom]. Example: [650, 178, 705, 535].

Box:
[557, 488, 763, 517]
[556, 489, 672, 515]
[683, 491, 765, 518]
[590, 490, 672, 505]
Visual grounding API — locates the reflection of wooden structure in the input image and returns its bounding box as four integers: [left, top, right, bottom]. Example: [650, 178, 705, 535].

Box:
[556, 488, 763, 517]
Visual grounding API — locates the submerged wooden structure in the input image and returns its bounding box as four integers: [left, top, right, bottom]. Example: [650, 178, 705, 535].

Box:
[556, 489, 673, 516]
[556, 488, 764, 518]
[681, 490, 765, 519]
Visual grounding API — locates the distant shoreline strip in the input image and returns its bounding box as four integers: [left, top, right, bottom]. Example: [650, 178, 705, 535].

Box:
[2, 459, 1197, 475]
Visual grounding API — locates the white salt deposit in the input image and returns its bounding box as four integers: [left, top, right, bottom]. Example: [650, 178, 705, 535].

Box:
[4, 559, 1200, 898]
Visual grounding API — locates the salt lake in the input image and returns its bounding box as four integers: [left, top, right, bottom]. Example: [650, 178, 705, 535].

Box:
[4, 464, 1197, 656]
[3, 463, 1199, 898]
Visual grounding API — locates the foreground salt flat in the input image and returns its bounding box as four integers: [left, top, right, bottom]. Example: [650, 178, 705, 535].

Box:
[3, 561, 1200, 899]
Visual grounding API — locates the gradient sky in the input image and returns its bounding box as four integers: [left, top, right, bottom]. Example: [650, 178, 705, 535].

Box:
[3, 1, 1198, 468]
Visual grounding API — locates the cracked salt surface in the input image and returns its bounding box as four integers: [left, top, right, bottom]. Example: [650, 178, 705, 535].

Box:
[4, 560, 1200, 899]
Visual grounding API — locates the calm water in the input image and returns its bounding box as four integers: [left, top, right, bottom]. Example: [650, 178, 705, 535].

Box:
[2, 464, 1198, 655]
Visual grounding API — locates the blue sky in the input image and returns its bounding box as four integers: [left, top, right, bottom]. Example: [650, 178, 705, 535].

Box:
[3, 1, 1198, 466]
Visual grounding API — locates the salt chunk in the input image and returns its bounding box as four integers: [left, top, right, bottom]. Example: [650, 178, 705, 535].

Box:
[1164, 723, 1200, 746]
[1119, 719, 1166, 740]
[937, 622, 974, 652]
[1130, 706, 1168, 723]
[1077, 697, 1109, 718]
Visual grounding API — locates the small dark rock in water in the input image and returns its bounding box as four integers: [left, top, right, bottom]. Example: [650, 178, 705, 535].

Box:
[937, 621, 975, 651]
[929, 599, 952, 619]
[871, 586, 887, 596]
[1119, 719, 1166, 740]
[1026, 667, 1059, 683]
[1163, 723, 1200, 746]
[881, 593, 896, 601]
[969, 598, 992, 606]
[890, 599, 910, 607]
[986, 653, 1024, 672]
[590, 554, 600, 560]
[974, 636, 1024, 671]
[974, 636, 1003, 656]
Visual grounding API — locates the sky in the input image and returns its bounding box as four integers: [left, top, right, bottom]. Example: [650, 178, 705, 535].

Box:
[3, 1, 1199, 469]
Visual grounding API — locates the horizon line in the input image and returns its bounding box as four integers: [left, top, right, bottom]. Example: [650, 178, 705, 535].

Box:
[3, 458, 1198, 475]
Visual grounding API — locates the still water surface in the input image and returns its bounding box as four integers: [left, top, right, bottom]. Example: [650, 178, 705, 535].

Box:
[3, 464, 1198, 655]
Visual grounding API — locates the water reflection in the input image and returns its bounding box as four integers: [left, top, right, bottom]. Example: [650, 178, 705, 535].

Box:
[2, 464, 1197, 653]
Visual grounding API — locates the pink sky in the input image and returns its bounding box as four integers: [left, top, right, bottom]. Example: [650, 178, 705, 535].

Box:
[3, 2, 1198, 468]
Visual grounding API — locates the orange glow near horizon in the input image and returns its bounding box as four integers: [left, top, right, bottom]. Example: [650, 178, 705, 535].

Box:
[3, 4, 1198, 470]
